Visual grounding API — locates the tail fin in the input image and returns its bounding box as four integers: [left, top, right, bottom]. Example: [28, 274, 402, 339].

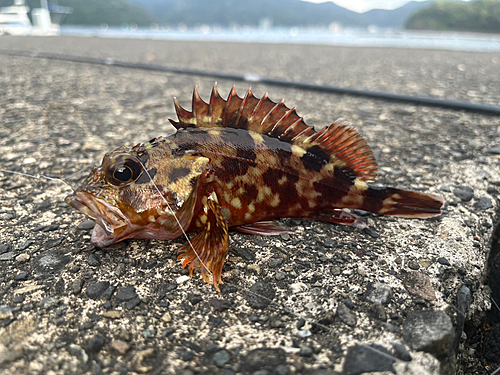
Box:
[363, 186, 445, 218]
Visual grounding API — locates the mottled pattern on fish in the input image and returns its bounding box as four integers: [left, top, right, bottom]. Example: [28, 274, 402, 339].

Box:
[65, 84, 444, 290]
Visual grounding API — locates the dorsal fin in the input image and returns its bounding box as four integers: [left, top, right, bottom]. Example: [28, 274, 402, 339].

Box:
[169, 84, 378, 182]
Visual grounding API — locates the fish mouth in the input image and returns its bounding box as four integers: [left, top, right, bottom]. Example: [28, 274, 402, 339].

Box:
[65, 191, 129, 247]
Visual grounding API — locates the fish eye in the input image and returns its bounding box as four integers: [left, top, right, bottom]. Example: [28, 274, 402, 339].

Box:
[106, 157, 142, 186]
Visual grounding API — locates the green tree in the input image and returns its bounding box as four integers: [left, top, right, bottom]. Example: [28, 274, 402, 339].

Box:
[406, 0, 500, 33]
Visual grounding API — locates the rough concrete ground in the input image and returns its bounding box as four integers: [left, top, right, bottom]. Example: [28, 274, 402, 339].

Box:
[0, 36, 499, 374]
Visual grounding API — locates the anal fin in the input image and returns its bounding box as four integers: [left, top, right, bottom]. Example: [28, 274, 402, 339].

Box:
[233, 221, 294, 236]
[177, 197, 229, 291]
[304, 209, 367, 229]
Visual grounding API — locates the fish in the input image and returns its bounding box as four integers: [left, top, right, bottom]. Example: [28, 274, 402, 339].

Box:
[65, 84, 445, 290]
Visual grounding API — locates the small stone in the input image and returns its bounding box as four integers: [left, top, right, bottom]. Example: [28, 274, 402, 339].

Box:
[40, 297, 59, 310]
[242, 348, 287, 373]
[15, 253, 30, 262]
[72, 279, 84, 294]
[12, 295, 24, 304]
[403, 271, 436, 301]
[116, 287, 138, 303]
[125, 298, 141, 310]
[0, 306, 13, 319]
[403, 310, 454, 359]
[280, 233, 290, 240]
[161, 313, 171, 323]
[102, 310, 122, 319]
[77, 221, 96, 231]
[275, 272, 286, 281]
[297, 329, 312, 338]
[364, 282, 392, 305]
[474, 197, 493, 210]
[143, 329, 156, 338]
[176, 275, 191, 285]
[391, 342, 412, 361]
[337, 303, 357, 327]
[112, 339, 129, 355]
[247, 264, 261, 274]
[79, 321, 94, 331]
[86, 281, 110, 300]
[14, 272, 28, 281]
[486, 146, 500, 154]
[370, 303, 387, 322]
[453, 186, 474, 202]
[88, 253, 100, 266]
[341, 298, 355, 309]
[299, 345, 313, 357]
[0, 252, 15, 261]
[290, 282, 308, 294]
[296, 317, 305, 329]
[209, 298, 231, 312]
[331, 267, 341, 276]
[213, 350, 230, 367]
[177, 348, 194, 361]
[247, 282, 275, 309]
[437, 257, 451, 266]
[269, 258, 284, 268]
[68, 344, 88, 364]
[87, 334, 105, 353]
[343, 344, 395, 374]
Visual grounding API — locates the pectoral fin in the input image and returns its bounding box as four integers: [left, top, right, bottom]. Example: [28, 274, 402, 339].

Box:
[233, 221, 294, 236]
[177, 194, 229, 291]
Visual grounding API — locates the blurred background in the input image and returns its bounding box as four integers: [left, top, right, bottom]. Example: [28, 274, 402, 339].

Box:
[1, 0, 500, 50]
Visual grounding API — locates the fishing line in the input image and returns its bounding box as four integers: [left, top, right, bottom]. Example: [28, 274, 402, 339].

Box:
[1, 48, 500, 116]
[0, 168, 74, 191]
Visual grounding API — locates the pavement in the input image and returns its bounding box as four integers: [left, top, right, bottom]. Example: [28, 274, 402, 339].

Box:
[0, 36, 499, 375]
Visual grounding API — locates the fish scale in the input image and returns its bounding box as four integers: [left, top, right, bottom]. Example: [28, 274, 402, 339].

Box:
[65, 83, 444, 290]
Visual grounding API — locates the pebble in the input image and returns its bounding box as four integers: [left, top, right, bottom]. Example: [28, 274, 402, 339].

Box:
[297, 329, 312, 338]
[177, 348, 194, 361]
[125, 298, 141, 310]
[88, 253, 100, 266]
[453, 186, 474, 202]
[86, 281, 110, 300]
[391, 342, 412, 361]
[370, 303, 387, 322]
[364, 282, 393, 305]
[143, 329, 156, 338]
[14, 272, 28, 281]
[40, 297, 59, 310]
[176, 275, 191, 285]
[275, 272, 287, 281]
[247, 264, 261, 274]
[0, 306, 13, 319]
[209, 298, 231, 312]
[247, 282, 275, 309]
[0, 243, 11, 254]
[343, 344, 395, 374]
[269, 258, 284, 268]
[102, 310, 122, 319]
[341, 298, 355, 309]
[337, 303, 357, 327]
[87, 334, 105, 353]
[242, 348, 287, 373]
[116, 287, 138, 303]
[213, 350, 230, 367]
[290, 282, 308, 294]
[296, 317, 306, 329]
[161, 313, 171, 323]
[486, 146, 500, 154]
[76, 220, 96, 231]
[72, 279, 84, 294]
[0, 252, 15, 261]
[403, 271, 436, 301]
[299, 345, 313, 357]
[403, 310, 454, 359]
[111, 340, 129, 355]
[16, 253, 30, 262]
[68, 344, 88, 364]
[437, 257, 451, 266]
[474, 197, 493, 210]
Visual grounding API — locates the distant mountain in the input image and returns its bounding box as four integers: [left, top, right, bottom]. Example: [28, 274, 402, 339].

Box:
[361, 1, 429, 28]
[126, 0, 430, 29]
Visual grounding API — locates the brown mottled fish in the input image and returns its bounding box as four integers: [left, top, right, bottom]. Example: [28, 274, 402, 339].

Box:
[65, 84, 444, 290]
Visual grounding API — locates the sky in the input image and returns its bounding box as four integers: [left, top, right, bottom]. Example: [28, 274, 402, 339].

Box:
[304, 0, 426, 13]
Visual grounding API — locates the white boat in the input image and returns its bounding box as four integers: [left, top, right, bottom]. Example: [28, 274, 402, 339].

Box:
[0, 0, 72, 36]
[0, 0, 32, 36]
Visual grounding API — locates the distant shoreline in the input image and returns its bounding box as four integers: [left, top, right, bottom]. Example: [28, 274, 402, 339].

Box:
[56, 25, 500, 53]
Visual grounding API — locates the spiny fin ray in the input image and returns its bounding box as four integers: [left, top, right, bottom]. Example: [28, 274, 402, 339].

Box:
[171, 84, 378, 181]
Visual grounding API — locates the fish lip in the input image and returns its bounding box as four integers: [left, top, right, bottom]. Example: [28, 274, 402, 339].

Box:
[65, 191, 128, 245]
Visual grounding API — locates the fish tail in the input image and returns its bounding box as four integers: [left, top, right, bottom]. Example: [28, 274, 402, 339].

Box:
[362, 186, 445, 218]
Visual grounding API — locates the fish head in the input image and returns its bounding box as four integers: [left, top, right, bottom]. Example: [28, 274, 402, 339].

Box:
[65, 140, 209, 247]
